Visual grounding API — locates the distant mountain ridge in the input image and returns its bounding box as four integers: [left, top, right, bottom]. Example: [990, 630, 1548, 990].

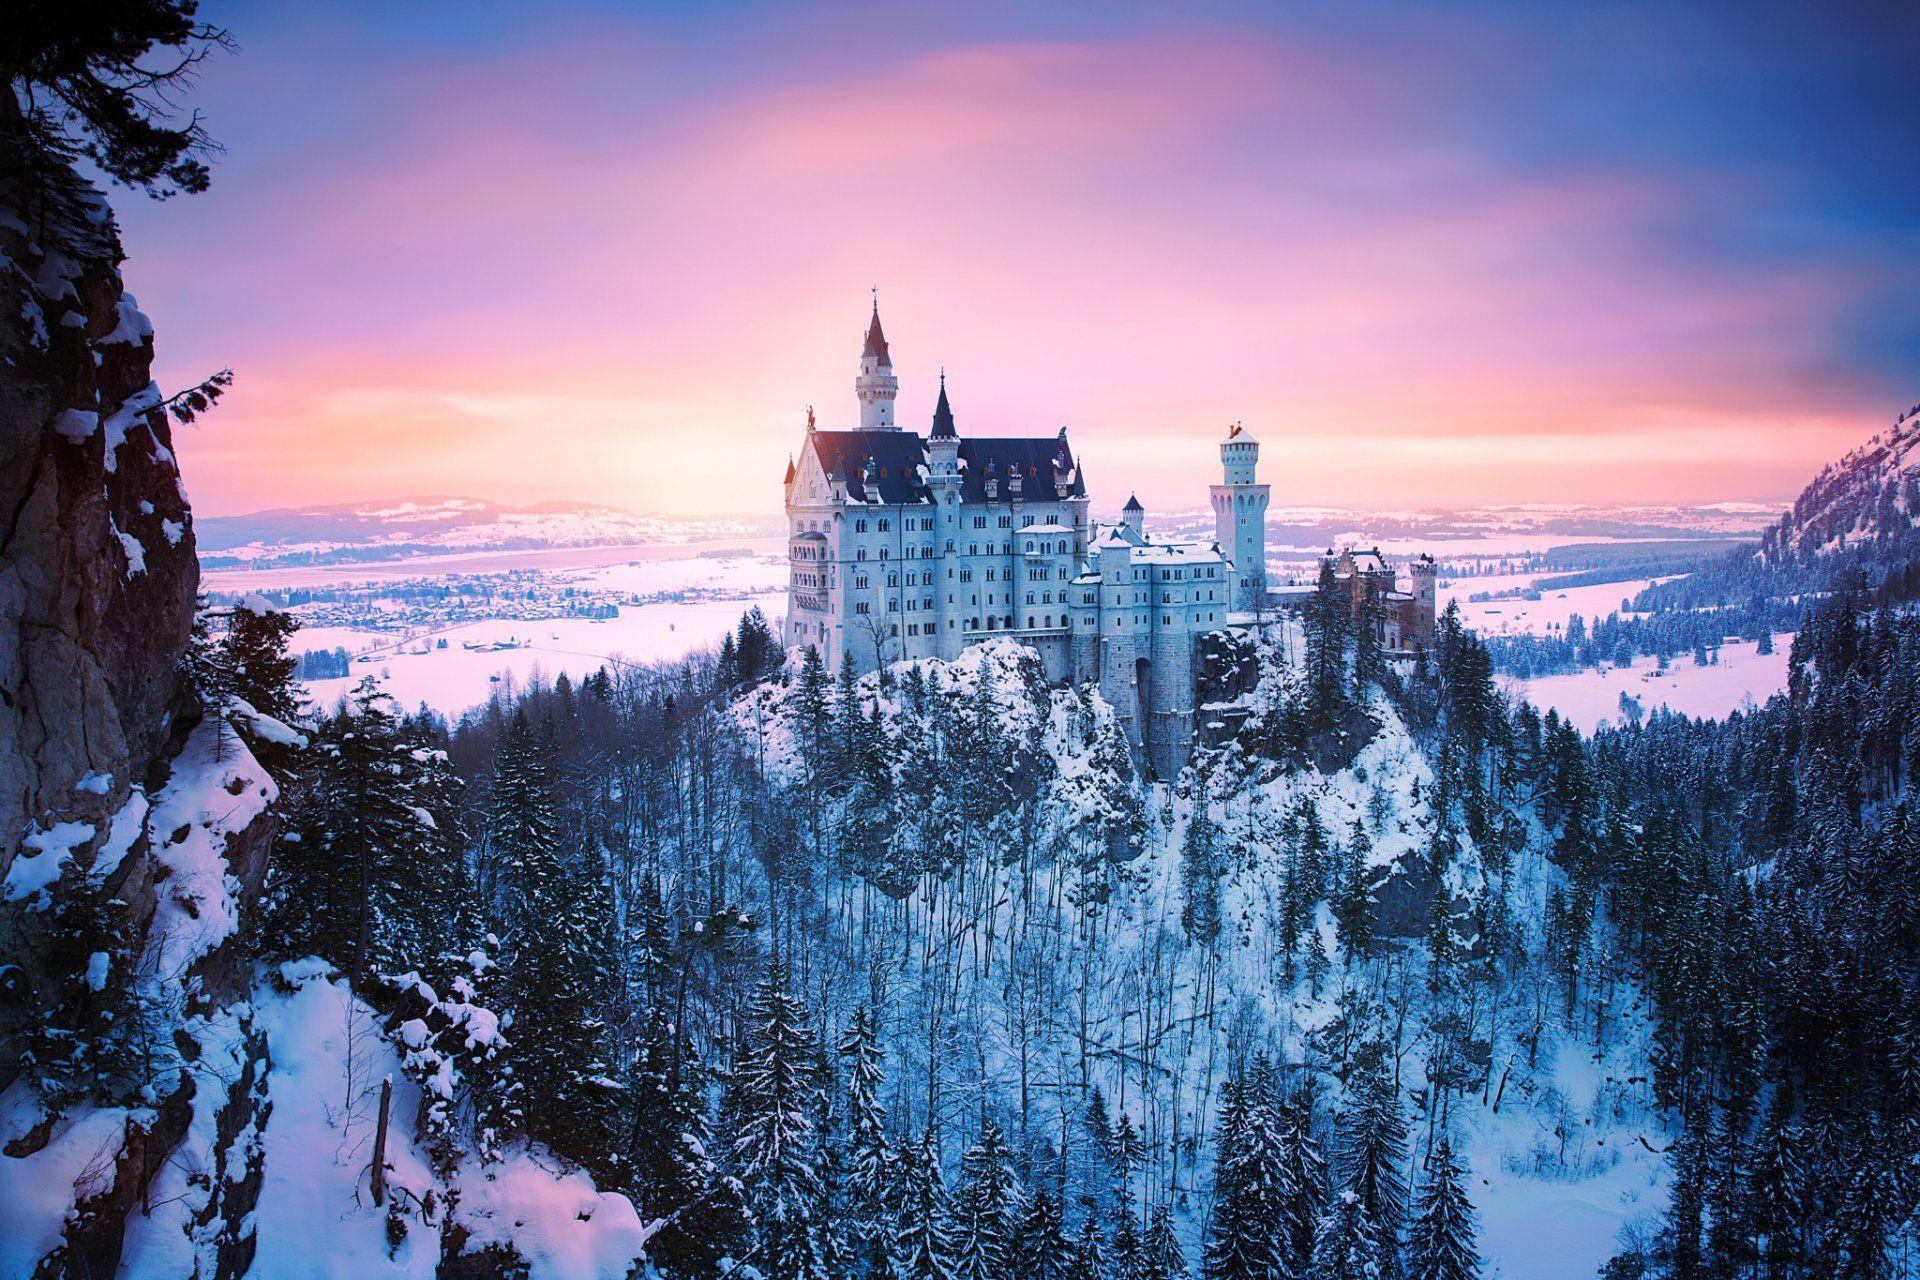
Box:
[196, 496, 778, 567]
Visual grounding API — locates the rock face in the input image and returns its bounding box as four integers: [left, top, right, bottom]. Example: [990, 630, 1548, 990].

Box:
[0, 183, 199, 868]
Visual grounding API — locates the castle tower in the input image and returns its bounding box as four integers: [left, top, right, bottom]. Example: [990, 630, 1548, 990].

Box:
[856, 297, 899, 430]
[1409, 555, 1437, 644]
[1211, 423, 1269, 609]
[1121, 493, 1146, 540]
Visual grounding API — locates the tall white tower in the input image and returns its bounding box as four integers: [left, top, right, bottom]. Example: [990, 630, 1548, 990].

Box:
[1211, 422, 1269, 609]
[855, 297, 899, 430]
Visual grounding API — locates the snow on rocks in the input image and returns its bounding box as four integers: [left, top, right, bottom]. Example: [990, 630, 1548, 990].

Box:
[139, 720, 278, 984]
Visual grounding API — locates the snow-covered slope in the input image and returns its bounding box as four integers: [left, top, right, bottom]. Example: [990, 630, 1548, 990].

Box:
[1762, 402, 1920, 562]
[737, 637, 1670, 1278]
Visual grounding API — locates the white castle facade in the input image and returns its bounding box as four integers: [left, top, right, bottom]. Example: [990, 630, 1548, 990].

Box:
[783, 302, 1272, 775]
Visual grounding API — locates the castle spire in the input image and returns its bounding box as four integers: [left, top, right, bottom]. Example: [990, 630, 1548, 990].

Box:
[931, 368, 956, 439]
[855, 291, 899, 429]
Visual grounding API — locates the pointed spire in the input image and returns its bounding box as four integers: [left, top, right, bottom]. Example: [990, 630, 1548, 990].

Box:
[863, 292, 891, 367]
[783, 454, 795, 484]
[931, 367, 956, 439]
[1123, 493, 1144, 513]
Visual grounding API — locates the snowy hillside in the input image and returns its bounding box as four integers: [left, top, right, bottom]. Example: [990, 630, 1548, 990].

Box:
[733, 635, 1670, 1278]
[1762, 403, 1920, 562]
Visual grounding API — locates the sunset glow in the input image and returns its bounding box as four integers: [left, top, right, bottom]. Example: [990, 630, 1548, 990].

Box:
[117, 1, 1919, 516]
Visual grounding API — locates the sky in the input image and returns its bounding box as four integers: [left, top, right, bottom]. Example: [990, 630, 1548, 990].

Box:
[111, 0, 1920, 518]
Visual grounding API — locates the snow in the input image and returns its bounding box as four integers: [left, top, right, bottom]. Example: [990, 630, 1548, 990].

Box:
[161, 517, 184, 546]
[51, 408, 99, 442]
[74, 770, 114, 795]
[140, 720, 277, 981]
[86, 951, 112, 991]
[5, 820, 97, 905]
[114, 521, 147, 575]
[0, 1091, 137, 1277]
[98, 293, 154, 346]
[235, 969, 647, 1280]
[1505, 635, 1792, 733]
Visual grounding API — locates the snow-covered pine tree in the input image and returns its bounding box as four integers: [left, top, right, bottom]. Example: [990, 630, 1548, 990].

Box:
[1181, 800, 1223, 946]
[1140, 1203, 1186, 1280]
[955, 1119, 1018, 1280]
[892, 1128, 958, 1280]
[1014, 1189, 1073, 1280]
[1201, 1071, 1284, 1280]
[221, 596, 301, 725]
[1304, 557, 1351, 729]
[732, 952, 829, 1280]
[483, 708, 563, 937]
[1312, 1189, 1384, 1280]
[1071, 1208, 1111, 1280]
[1276, 1087, 1330, 1277]
[1406, 1137, 1479, 1280]
[840, 1004, 896, 1278]
[1338, 1047, 1409, 1275]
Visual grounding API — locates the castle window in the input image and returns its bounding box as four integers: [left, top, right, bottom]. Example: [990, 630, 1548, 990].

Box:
[855, 575, 868, 588]
[879, 518, 891, 531]
[856, 602, 870, 615]
[857, 549, 867, 562]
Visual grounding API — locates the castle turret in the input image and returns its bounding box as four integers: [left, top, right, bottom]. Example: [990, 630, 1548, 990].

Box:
[1210, 422, 1269, 609]
[1121, 492, 1145, 540]
[856, 298, 899, 429]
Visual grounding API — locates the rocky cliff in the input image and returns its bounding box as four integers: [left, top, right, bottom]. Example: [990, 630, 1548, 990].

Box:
[0, 179, 200, 872]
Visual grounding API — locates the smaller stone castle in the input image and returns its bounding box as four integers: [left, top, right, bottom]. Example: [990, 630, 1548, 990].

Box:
[1272, 547, 1438, 651]
[784, 300, 1434, 775]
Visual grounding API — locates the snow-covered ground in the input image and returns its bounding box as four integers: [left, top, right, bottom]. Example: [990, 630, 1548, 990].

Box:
[1442, 575, 1667, 637]
[304, 593, 785, 715]
[1504, 636, 1791, 733]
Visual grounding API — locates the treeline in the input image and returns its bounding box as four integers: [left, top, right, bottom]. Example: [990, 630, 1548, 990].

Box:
[1483, 600, 1792, 679]
[1553, 590, 1920, 1276]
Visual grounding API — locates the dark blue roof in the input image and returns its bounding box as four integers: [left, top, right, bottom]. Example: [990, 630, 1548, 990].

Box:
[806, 430, 1086, 505]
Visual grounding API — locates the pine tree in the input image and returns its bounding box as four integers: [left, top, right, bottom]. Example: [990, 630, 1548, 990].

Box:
[1141, 1204, 1186, 1280]
[1202, 1071, 1284, 1280]
[1276, 1087, 1330, 1276]
[1406, 1138, 1479, 1280]
[507, 837, 618, 1167]
[955, 1120, 1018, 1280]
[732, 953, 829, 1280]
[222, 597, 302, 725]
[1339, 1049, 1409, 1273]
[1312, 1190, 1383, 1280]
[1181, 801, 1223, 946]
[841, 1005, 896, 1278]
[1014, 1190, 1073, 1280]
[1072, 1210, 1111, 1280]
[1334, 824, 1376, 960]
[1304, 557, 1351, 729]
[482, 708, 562, 925]
[893, 1129, 958, 1280]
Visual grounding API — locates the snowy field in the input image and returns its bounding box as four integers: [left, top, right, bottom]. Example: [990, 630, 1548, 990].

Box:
[1441, 574, 1668, 637]
[302, 594, 785, 715]
[1502, 636, 1790, 733]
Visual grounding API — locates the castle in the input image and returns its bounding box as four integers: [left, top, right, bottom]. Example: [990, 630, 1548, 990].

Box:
[783, 300, 1431, 775]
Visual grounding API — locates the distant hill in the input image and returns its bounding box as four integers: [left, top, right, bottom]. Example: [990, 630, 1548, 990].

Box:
[1761, 401, 1920, 564]
[195, 496, 780, 568]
